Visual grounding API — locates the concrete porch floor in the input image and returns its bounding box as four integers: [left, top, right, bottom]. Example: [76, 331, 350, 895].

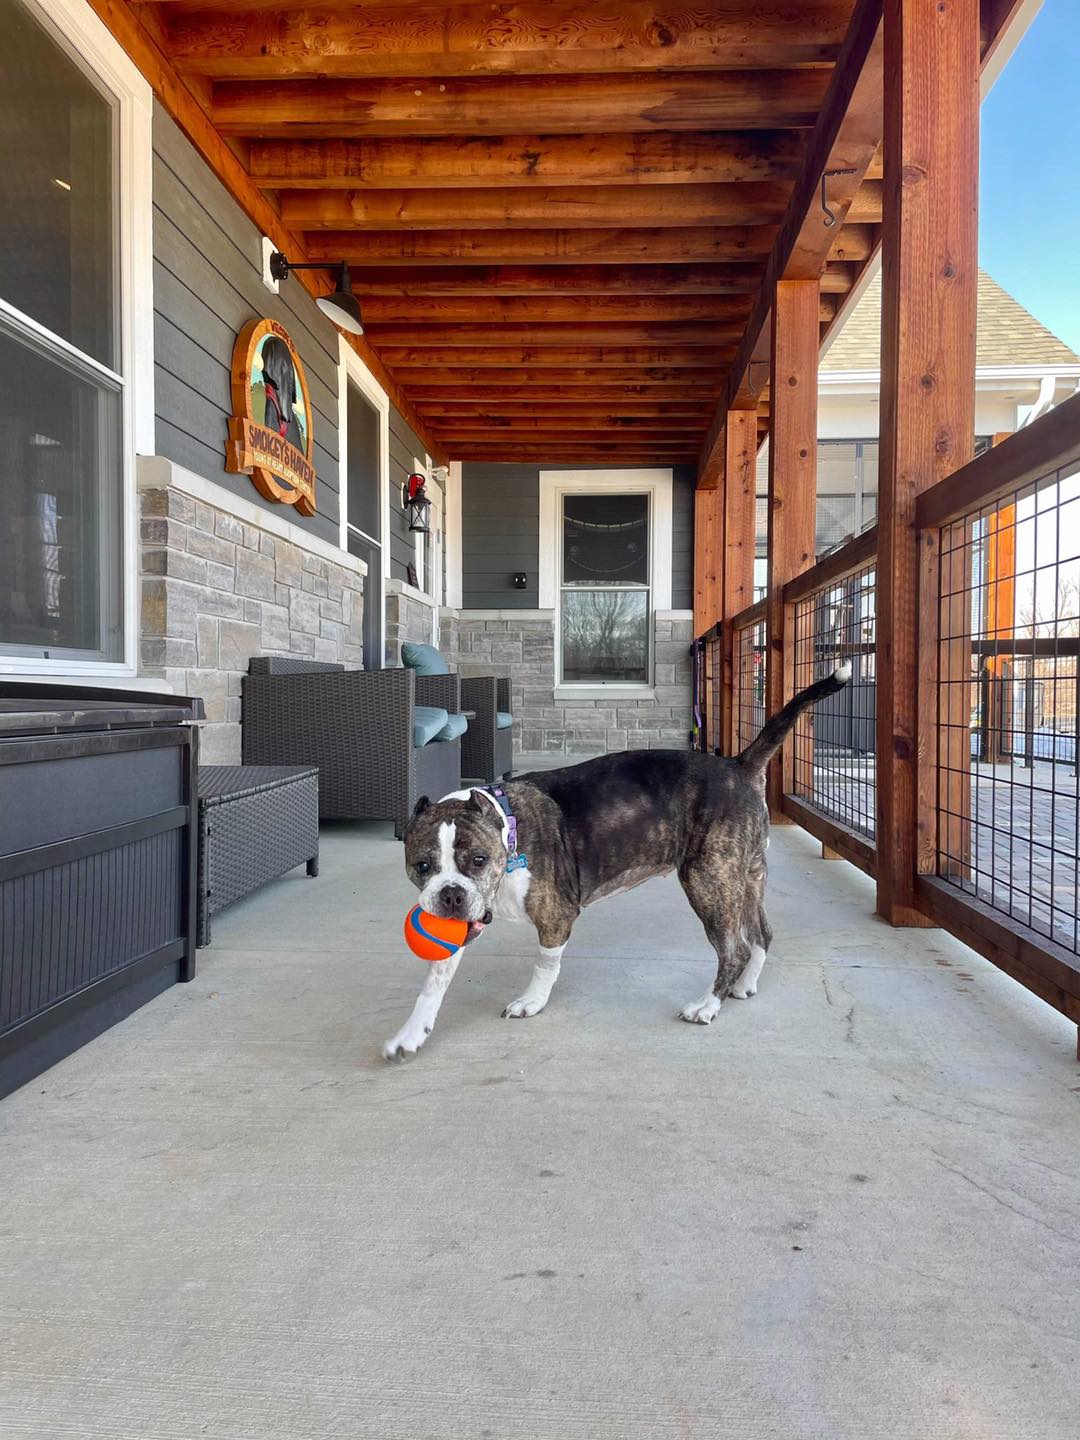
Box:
[2, 806, 1080, 1438]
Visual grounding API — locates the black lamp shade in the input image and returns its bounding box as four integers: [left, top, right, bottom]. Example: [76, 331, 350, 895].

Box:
[316, 266, 364, 335]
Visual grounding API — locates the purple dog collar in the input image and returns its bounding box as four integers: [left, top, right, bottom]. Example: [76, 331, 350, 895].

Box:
[485, 784, 523, 864]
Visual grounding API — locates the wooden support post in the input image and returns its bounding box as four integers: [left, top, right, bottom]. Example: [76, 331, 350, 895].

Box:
[765, 279, 820, 818]
[721, 408, 758, 754]
[877, 0, 979, 924]
[693, 483, 723, 642]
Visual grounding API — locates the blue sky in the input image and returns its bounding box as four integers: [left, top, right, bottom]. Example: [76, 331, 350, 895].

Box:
[980, 0, 1080, 353]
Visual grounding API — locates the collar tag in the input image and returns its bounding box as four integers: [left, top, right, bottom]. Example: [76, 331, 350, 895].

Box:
[507, 852, 529, 873]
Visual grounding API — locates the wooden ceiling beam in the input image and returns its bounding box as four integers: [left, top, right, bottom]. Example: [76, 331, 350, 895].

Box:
[827, 223, 874, 261]
[416, 402, 709, 417]
[346, 264, 765, 296]
[361, 295, 754, 324]
[376, 340, 735, 362]
[280, 181, 791, 231]
[360, 296, 753, 324]
[247, 131, 807, 190]
[169, 5, 849, 79]
[407, 383, 722, 400]
[454, 449, 700, 461]
[303, 227, 778, 265]
[212, 71, 831, 138]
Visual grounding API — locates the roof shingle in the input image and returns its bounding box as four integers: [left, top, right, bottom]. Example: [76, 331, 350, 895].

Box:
[821, 270, 1079, 371]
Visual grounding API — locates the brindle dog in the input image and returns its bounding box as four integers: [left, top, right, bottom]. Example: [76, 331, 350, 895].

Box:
[384, 664, 850, 1058]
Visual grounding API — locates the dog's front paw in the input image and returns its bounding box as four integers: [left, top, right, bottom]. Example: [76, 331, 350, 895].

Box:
[502, 994, 547, 1019]
[730, 982, 757, 999]
[382, 1017, 432, 1060]
[679, 992, 722, 1025]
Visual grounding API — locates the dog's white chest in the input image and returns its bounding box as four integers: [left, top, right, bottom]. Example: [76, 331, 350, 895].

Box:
[492, 865, 532, 923]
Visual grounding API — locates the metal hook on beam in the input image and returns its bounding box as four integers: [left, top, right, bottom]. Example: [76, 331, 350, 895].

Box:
[821, 168, 858, 228]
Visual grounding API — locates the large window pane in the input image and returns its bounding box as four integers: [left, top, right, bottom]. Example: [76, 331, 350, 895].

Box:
[0, 0, 115, 367]
[0, 324, 122, 658]
[561, 590, 648, 684]
[563, 494, 648, 586]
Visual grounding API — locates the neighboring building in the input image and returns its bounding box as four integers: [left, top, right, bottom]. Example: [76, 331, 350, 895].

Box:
[754, 269, 1080, 592]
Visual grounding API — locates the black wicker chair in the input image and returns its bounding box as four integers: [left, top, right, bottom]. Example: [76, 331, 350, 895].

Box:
[460, 675, 514, 783]
[242, 657, 463, 837]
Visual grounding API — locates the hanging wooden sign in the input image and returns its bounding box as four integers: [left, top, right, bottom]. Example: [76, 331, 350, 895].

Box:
[225, 318, 316, 516]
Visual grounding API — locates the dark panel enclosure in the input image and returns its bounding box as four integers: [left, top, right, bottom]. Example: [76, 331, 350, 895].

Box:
[0, 686, 201, 1099]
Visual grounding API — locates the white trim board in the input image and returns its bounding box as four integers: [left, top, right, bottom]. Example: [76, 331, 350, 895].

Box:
[138, 456, 368, 577]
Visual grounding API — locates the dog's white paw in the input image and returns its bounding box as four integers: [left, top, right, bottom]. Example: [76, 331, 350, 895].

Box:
[382, 1017, 432, 1059]
[679, 992, 722, 1025]
[730, 982, 757, 999]
[502, 994, 547, 1019]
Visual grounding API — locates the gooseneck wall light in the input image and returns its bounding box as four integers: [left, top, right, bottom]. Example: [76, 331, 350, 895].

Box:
[268, 253, 365, 336]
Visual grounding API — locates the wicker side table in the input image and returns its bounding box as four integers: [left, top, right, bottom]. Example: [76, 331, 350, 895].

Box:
[197, 765, 319, 946]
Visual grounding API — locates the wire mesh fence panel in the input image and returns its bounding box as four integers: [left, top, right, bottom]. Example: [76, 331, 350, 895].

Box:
[734, 618, 767, 753]
[936, 459, 1080, 954]
[791, 561, 877, 841]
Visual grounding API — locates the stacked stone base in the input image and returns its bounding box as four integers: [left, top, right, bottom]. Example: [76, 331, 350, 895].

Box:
[441, 609, 694, 757]
[139, 485, 365, 764]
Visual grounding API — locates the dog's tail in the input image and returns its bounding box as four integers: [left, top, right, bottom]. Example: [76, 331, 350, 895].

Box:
[737, 664, 852, 774]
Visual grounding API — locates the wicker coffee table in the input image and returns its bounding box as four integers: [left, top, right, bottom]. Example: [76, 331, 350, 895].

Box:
[197, 765, 319, 946]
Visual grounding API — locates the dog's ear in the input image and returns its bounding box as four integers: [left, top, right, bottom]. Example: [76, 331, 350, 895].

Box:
[467, 790, 487, 814]
[412, 795, 430, 819]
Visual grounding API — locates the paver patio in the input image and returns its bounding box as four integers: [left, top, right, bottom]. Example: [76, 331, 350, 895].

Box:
[2, 806, 1079, 1439]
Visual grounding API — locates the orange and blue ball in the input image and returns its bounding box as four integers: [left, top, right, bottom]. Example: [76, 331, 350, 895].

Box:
[404, 905, 469, 962]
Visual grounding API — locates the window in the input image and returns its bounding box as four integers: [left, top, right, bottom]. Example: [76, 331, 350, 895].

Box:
[561, 493, 651, 685]
[0, 0, 127, 662]
[344, 379, 384, 667]
[540, 469, 672, 691]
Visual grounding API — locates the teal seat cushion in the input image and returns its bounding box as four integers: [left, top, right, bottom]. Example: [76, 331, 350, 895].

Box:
[496, 711, 514, 730]
[402, 641, 449, 676]
[434, 711, 469, 743]
[413, 705, 449, 747]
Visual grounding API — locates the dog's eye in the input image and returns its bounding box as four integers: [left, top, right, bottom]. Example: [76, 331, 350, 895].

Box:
[472, 854, 489, 868]
[415, 860, 431, 876]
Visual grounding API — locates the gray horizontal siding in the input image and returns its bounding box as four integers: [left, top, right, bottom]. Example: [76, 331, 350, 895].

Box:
[152, 103, 341, 541]
[462, 464, 540, 608]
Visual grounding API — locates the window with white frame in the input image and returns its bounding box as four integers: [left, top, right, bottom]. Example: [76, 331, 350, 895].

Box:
[541, 470, 672, 691]
[0, 0, 133, 664]
[561, 492, 651, 683]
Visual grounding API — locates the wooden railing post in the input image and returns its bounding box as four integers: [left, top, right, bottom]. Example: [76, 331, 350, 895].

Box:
[721, 407, 758, 754]
[693, 480, 722, 644]
[877, 0, 979, 925]
[765, 279, 819, 817]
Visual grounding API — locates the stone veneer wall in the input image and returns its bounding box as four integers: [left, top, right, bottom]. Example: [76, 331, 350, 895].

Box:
[384, 579, 437, 666]
[440, 609, 694, 757]
[139, 484, 365, 764]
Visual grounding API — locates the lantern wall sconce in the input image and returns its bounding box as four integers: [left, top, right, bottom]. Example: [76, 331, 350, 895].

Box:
[402, 472, 431, 533]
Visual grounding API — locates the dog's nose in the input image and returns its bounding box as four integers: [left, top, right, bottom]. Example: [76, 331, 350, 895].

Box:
[439, 883, 467, 914]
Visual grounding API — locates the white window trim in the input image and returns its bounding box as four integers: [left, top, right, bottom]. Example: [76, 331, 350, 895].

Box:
[0, 0, 153, 680]
[338, 337, 390, 666]
[540, 468, 672, 693]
